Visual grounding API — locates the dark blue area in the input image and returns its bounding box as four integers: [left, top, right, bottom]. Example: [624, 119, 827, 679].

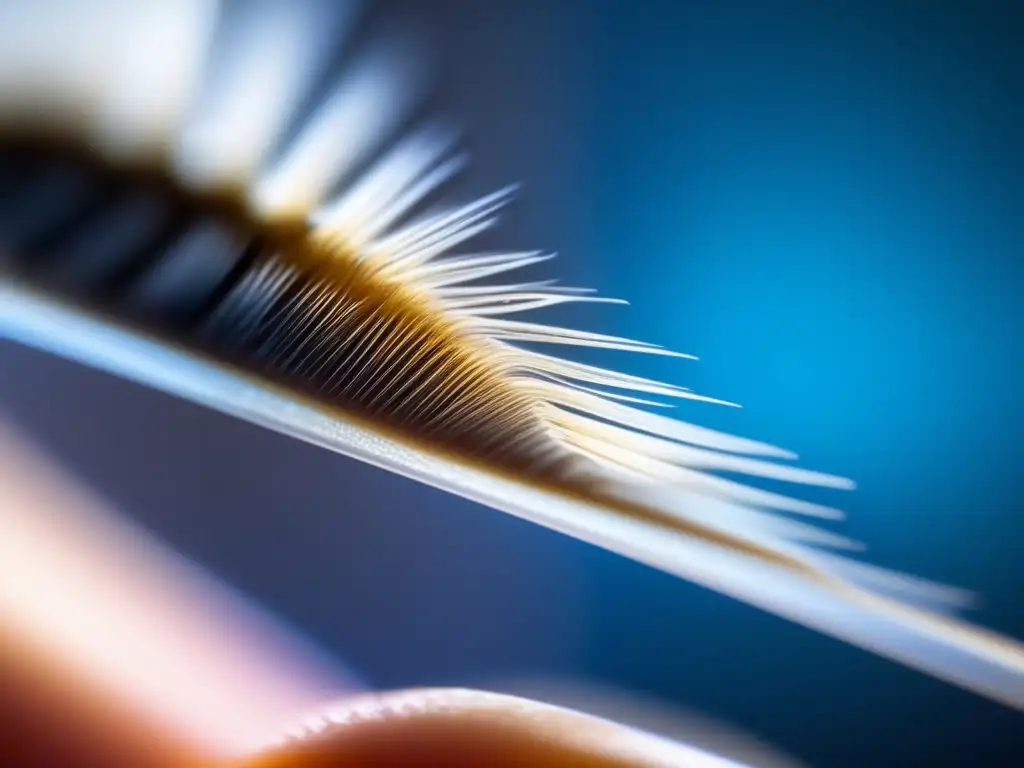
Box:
[582, 1, 1023, 764]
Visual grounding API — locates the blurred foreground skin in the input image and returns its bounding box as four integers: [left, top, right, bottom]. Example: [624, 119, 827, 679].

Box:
[0, 420, 777, 767]
[0, 417, 356, 766]
[241, 689, 763, 768]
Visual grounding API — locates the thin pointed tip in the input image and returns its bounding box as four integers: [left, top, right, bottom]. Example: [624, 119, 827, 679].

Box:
[656, 348, 699, 361]
[500, 181, 523, 197]
[817, 474, 857, 491]
[699, 396, 741, 408]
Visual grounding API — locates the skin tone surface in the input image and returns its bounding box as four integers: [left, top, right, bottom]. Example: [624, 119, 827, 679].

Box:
[0, 420, 752, 768]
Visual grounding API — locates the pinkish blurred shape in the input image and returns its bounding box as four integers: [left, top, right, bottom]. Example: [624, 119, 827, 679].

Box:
[0, 418, 358, 760]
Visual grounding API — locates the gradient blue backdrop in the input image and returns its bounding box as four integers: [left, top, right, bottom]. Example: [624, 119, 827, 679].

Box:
[577, 1, 1024, 764]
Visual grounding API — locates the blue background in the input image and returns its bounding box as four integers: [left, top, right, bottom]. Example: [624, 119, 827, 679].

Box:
[1, 1, 1021, 765]
[578, 1, 1024, 764]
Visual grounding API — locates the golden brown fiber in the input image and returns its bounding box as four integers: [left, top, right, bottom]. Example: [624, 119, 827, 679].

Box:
[4, 0, 1024, 713]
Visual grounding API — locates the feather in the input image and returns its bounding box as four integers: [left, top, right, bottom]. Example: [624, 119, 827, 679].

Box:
[2, 0, 1024, 712]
